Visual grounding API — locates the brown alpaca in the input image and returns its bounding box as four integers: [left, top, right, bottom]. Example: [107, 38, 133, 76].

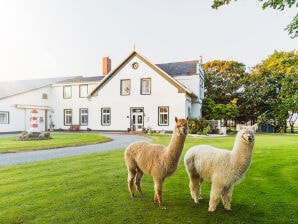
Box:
[124, 117, 188, 206]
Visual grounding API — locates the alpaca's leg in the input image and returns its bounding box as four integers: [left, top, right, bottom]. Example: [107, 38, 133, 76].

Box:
[135, 168, 144, 196]
[209, 182, 223, 212]
[153, 178, 163, 206]
[221, 185, 234, 210]
[127, 168, 136, 198]
[189, 175, 203, 203]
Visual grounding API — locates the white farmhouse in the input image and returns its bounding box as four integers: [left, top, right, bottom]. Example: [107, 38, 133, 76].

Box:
[88, 51, 204, 132]
[0, 50, 204, 133]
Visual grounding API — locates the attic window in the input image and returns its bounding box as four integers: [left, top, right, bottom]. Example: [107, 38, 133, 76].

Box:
[140, 78, 151, 95]
[42, 93, 48, 99]
[120, 79, 131, 95]
[132, 62, 139, 69]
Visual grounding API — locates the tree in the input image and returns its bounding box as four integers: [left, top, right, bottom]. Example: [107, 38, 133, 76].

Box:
[203, 60, 246, 104]
[202, 98, 239, 125]
[203, 60, 245, 125]
[241, 50, 298, 132]
[211, 0, 298, 38]
[277, 74, 298, 132]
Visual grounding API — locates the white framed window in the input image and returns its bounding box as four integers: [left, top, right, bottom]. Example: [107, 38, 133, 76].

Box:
[63, 86, 72, 99]
[158, 106, 169, 126]
[101, 108, 111, 126]
[64, 109, 72, 125]
[141, 78, 151, 95]
[79, 84, 88, 98]
[0, 111, 9, 124]
[80, 108, 88, 126]
[120, 79, 131, 95]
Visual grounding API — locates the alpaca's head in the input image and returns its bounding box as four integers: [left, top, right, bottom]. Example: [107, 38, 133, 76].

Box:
[174, 117, 189, 136]
[236, 124, 258, 144]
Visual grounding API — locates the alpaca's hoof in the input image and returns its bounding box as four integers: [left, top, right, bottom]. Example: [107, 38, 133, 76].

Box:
[224, 206, 232, 211]
[194, 199, 199, 204]
[223, 202, 231, 210]
[208, 206, 216, 212]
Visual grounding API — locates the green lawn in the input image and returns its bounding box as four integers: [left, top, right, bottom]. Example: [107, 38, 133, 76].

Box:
[0, 133, 297, 223]
[0, 133, 111, 153]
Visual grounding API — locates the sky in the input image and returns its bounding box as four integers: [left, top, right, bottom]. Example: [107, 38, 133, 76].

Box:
[0, 0, 296, 81]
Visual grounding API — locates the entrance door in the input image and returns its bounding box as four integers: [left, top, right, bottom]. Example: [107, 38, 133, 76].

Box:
[131, 108, 144, 131]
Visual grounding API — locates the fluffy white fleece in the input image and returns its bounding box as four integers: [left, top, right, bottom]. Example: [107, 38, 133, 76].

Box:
[184, 124, 258, 212]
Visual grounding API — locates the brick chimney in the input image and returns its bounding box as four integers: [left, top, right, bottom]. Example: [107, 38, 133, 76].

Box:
[102, 57, 111, 75]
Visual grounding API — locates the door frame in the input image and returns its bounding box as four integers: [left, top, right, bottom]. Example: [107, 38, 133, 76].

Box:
[130, 107, 144, 131]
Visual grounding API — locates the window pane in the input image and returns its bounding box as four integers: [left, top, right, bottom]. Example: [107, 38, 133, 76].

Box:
[64, 109, 72, 125]
[121, 79, 130, 95]
[0, 112, 9, 124]
[101, 108, 111, 125]
[80, 108, 88, 125]
[80, 85, 88, 98]
[63, 86, 72, 99]
[141, 78, 151, 95]
[158, 106, 169, 125]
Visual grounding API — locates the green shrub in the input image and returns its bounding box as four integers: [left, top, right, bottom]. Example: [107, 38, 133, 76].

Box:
[188, 118, 209, 135]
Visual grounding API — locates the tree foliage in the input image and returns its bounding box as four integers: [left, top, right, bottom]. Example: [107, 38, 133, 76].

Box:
[202, 51, 297, 132]
[203, 60, 246, 104]
[241, 50, 298, 132]
[202, 98, 239, 123]
[211, 0, 298, 38]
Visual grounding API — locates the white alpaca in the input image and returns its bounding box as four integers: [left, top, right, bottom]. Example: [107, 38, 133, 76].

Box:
[184, 124, 257, 212]
[124, 117, 188, 206]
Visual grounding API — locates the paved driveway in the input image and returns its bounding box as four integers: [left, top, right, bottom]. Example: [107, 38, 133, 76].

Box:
[0, 134, 151, 166]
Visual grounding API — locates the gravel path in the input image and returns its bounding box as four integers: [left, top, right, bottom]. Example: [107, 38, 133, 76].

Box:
[0, 134, 151, 166]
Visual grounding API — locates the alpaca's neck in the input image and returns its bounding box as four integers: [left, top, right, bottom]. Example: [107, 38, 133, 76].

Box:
[167, 132, 186, 157]
[231, 136, 254, 175]
[165, 132, 186, 174]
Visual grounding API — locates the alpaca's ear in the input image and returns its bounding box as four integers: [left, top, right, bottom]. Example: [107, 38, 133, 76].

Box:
[236, 124, 241, 131]
[186, 116, 189, 121]
[252, 124, 258, 132]
[175, 116, 178, 122]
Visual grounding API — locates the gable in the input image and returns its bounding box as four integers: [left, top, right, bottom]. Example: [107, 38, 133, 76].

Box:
[89, 51, 197, 99]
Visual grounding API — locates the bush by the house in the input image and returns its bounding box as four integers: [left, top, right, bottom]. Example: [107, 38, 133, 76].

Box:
[188, 118, 210, 135]
[16, 132, 52, 141]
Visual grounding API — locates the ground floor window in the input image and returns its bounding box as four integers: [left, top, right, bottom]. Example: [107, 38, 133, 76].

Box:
[80, 108, 88, 126]
[101, 108, 111, 126]
[64, 109, 72, 125]
[158, 106, 169, 126]
[0, 111, 9, 124]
